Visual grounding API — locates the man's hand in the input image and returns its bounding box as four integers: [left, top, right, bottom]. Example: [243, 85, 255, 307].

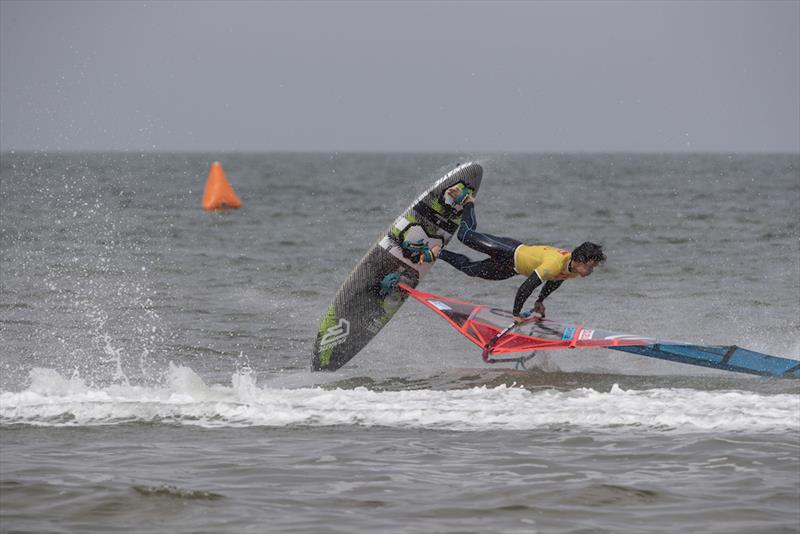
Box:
[533, 301, 546, 317]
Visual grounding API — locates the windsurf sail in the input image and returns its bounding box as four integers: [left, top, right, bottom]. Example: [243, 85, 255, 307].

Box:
[399, 284, 800, 379]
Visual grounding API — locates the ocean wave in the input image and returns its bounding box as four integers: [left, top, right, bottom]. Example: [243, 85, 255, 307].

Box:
[1, 365, 797, 432]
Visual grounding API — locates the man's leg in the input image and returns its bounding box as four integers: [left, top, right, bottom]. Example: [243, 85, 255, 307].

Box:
[455, 203, 521, 262]
[438, 250, 516, 280]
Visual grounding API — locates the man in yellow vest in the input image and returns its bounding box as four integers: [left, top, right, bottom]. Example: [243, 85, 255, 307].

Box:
[434, 184, 605, 323]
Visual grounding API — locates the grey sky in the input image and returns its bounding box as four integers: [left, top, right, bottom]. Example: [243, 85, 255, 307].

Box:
[1, 0, 798, 152]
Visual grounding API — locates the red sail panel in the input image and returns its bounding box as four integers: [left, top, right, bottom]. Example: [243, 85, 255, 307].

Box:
[398, 284, 493, 348]
[400, 283, 653, 354]
[399, 284, 799, 379]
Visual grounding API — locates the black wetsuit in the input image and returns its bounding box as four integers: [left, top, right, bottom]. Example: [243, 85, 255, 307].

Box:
[438, 203, 564, 316]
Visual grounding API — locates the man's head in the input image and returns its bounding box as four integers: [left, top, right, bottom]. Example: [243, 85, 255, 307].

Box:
[570, 242, 606, 277]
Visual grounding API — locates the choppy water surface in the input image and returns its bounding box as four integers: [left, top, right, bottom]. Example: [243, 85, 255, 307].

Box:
[1, 152, 799, 533]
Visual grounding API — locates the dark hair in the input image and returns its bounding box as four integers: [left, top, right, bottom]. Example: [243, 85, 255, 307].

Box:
[572, 242, 606, 263]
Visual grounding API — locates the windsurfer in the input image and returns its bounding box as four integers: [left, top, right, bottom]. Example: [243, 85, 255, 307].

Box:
[432, 184, 606, 323]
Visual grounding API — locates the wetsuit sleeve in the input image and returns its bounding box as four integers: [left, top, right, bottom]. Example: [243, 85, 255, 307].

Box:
[513, 272, 543, 316]
[536, 280, 564, 303]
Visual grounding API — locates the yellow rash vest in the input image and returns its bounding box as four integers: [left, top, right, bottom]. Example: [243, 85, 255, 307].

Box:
[513, 245, 580, 281]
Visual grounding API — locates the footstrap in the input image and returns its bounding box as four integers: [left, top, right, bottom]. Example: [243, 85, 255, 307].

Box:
[453, 186, 470, 205]
[402, 239, 435, 263]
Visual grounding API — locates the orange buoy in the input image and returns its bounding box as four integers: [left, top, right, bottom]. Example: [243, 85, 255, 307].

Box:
[202, 161, 242, 210]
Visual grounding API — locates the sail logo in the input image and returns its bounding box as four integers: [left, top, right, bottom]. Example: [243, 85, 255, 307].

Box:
[579, 329, 595, 340]
[320, 318, 350, 350]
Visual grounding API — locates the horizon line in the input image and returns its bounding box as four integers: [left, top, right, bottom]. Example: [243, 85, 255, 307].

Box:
[2, 148, 799, 156]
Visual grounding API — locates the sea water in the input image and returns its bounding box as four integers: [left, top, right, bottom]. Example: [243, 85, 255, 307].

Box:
[1, 153, 798, 533]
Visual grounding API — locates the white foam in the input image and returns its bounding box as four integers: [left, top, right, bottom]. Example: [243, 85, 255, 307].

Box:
[1, 365, 798, 432]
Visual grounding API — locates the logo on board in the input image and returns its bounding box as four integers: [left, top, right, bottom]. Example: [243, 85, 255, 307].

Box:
[320, 318, 350, 350]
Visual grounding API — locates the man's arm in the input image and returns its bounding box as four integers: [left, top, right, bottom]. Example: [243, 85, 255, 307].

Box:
[513, 272, 543, 317]
[536, 280, 564, 304]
